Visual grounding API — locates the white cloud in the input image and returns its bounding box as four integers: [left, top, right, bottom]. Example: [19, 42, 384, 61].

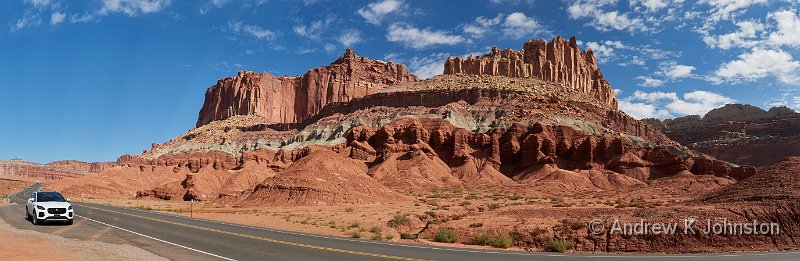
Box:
[461, 12, 547, 39]
[386, 24, 464, 49]
[462, 14, 503, 38]
[228, 21, 276, 41]
[406, 53, 450, 79]
[766, 90, 800, 111]
[619, 90, 735, 119]
[337, 29, 362, 47]
[767, 9, 800, 48]
[664, 64, 696, 79]
[619, 100, 674, 119]
[567, 0, 647, 33]
[711, 47, 800, 84]
[211, 0, 232, 8]
[699, 0, 768, 22]
[99, 0, 171, 16]
[501, 12, 547, 39]
[50, 11, 65, 25]
[293, 16, 336, 40]
[703, 20, 764, 50]
[357, 0, 406, 25]
[26, 0, 51, 8]
[636, 76, 665, 87]
[10, 11, 40, 32]
[582, 40, 624, 63]
[630, 90, 679, 102]
[666, 90, 736, 115]
[630, 0, 671, 12]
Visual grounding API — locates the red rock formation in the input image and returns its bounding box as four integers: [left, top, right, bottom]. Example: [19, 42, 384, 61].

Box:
[443, 36, 617, 109]
[47, 160, 114, 173]
[0, 160, 89, 181]
[345, 118, 753, 185]
[196, 49, 420, 127]
[648, 104, 800, 166]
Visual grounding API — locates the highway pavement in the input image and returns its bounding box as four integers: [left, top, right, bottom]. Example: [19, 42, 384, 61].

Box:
[2, 183, 799, 261]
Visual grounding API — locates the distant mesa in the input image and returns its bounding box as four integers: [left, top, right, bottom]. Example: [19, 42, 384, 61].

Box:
[644, 104, 800, 167]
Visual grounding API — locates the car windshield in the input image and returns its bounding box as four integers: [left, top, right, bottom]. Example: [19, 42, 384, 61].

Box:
[36, 192, 66, 202]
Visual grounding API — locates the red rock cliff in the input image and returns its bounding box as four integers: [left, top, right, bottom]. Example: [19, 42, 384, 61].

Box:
[196, 49, 420, 127]
[443, 36, 618, 109]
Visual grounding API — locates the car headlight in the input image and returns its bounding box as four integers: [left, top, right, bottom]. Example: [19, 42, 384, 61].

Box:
[68, 206, 72, 210]
[36, 205, 45, 210]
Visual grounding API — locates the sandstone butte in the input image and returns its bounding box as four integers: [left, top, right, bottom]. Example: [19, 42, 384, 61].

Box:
[195, 49, 420, 127]
[443, 36, 617, 109]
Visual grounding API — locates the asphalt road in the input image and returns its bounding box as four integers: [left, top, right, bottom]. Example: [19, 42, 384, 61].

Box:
[3, 183, 800, 261]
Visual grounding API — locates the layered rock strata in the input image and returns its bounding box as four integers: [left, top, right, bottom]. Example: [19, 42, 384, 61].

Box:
[196, 49, 419, 127]
[443, 36, 617, 109]
[646, 104, 800, 166]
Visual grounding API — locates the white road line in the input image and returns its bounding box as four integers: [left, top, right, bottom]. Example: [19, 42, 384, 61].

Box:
[77, 215, 237, 261]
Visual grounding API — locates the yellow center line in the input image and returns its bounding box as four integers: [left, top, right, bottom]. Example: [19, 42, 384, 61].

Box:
[79, 205, 431, 261]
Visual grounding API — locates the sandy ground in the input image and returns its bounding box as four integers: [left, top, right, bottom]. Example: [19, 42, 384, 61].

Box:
[81, 185, 691, 252]
[0, 206, 167, 261]
[0, 179, 27, 206]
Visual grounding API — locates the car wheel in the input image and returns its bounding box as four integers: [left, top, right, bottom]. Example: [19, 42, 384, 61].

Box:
[25, 208, 29, 221]
[32, 213, 39, 225]
[66, 219, 73, 225]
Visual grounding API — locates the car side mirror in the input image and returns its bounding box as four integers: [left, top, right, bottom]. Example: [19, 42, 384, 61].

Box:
[66, 198, 70, 202]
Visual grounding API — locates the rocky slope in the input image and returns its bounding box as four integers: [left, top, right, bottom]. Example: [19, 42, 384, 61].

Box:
[196, 49, 419, 127]
[444, 36, 617, 109]
[645, 104, 800, 167]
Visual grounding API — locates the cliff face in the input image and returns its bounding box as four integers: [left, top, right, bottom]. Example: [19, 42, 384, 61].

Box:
[196, 49, 420, 127]
[646, 104, 800, 167]
[443, 36, 617, 109]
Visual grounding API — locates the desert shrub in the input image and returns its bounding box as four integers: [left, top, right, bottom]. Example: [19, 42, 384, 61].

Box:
[492, 234, 514, 248]
[487, 203, 501, 210]
[468, 234, 514, 248]
[371, 233, 383, 241]
[388, 213, 411, 227]
[385, 234, 394, 240]
[349, 221, 361, 228]
[400, 232, 417, 239]
[427, 220, 441, 225]
[425, 210, 437, 217]
[345, 208, 354, 212]
[546, 239, 574, 253]
[350, 231, 362, 238]
[434, 228, 458, 243]
[328, 220, 337, 228]
[369, 226, 383, 234]
[468, 223, 483, 228]
[468, 234, 493, 245]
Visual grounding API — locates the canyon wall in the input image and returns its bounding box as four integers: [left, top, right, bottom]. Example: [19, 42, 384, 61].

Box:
[196, 49, 419, 127]
[443, 36, 617, 109]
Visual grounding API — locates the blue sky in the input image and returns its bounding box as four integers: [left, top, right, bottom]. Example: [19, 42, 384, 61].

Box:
[1, 0, 799, 163]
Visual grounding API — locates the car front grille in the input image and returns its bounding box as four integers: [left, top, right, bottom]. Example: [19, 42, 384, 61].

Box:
[48, 208, 66, 214]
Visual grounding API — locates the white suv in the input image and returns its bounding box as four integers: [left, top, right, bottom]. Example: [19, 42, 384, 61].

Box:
[26, 191, 74, 225]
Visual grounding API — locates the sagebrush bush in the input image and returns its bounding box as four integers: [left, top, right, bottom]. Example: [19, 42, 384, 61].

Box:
[546, 239, 574, 253]
[433, 228, 458, 243]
